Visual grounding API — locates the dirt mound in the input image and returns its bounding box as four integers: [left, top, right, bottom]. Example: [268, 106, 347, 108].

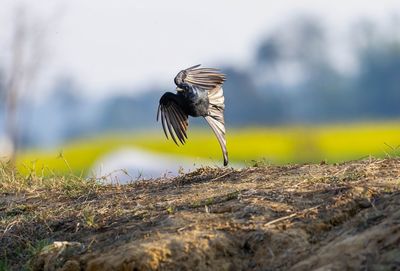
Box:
[1, 158, 400, 270]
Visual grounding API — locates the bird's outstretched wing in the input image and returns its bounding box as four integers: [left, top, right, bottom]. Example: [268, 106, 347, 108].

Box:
[205, 85, 228, 166]
[174, 64, 226, 91]
[173, 64, 228, 166]
[157, 93, 189, 145]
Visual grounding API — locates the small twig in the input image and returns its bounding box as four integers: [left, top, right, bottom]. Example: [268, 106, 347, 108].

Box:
[86, 237, 96, 251]
[333, 166, 349, 177]
[2, 220, 19, 236]
[264, 204, 321, 227]
[209, 170, 232, 182]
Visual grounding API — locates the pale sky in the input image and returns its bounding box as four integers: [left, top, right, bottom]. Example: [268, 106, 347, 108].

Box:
[1, 0, 400, 99]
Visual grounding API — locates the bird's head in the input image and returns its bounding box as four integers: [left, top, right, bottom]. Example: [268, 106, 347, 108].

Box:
[176, 84, 190, 93]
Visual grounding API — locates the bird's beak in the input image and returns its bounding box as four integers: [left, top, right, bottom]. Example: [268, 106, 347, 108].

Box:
[176, 87, 184, 92]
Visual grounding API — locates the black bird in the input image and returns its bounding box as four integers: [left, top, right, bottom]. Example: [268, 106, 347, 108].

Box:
[157, 64, 228, 166]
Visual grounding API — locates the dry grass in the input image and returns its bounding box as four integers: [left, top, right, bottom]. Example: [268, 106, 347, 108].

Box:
[1, 158, 400, 270]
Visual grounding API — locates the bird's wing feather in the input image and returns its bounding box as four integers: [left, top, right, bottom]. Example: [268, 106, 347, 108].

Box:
[205, 115, 228, 166]
[174, 64, 226, 91]
[208, 86, 225, 113]
[157, 99, 188, 145]
[205, 85, 228, 165]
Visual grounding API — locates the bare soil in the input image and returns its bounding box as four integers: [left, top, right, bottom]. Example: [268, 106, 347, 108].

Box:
[1, 158, 400, 270]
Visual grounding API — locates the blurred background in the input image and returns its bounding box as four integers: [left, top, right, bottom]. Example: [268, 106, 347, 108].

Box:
[1, 0, 400, 181]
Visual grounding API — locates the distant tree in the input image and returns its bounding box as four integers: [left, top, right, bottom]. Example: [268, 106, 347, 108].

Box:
[356, 44, 400, 118]
[97, 90, 160, 133]
[255, 17, 328, 79]
[50, 77, 82, 108]
[1, 7, 46, 163]
[351, 19, 400, 119]
[256, 37, 282, 68]
[254, 16, 338, 123]
[223, 67, 286, 125]
[296, 65, 354, 122]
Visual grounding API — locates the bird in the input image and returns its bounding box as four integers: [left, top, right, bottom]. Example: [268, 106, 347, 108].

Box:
[157, 64, 228, 166]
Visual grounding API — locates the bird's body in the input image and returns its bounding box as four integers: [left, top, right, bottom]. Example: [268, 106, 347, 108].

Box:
[157, 65, 228, 166]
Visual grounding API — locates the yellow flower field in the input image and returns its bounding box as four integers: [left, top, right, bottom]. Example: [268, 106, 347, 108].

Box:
[17, 121, 400, 176]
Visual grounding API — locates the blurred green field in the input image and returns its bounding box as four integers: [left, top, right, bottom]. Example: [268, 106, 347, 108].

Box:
[17, 121, 400, 176]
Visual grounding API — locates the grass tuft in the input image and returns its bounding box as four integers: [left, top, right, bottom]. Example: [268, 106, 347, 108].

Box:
[0, 161, 101, 197]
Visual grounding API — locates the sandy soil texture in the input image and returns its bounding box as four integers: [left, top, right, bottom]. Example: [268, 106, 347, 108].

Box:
[1, 158, 400, 270]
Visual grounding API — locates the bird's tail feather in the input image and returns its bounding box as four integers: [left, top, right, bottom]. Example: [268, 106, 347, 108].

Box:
[204, 115, 228, 166]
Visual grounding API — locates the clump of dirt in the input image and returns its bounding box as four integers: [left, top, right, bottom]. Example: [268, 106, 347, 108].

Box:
[1, 158, 400, 270]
